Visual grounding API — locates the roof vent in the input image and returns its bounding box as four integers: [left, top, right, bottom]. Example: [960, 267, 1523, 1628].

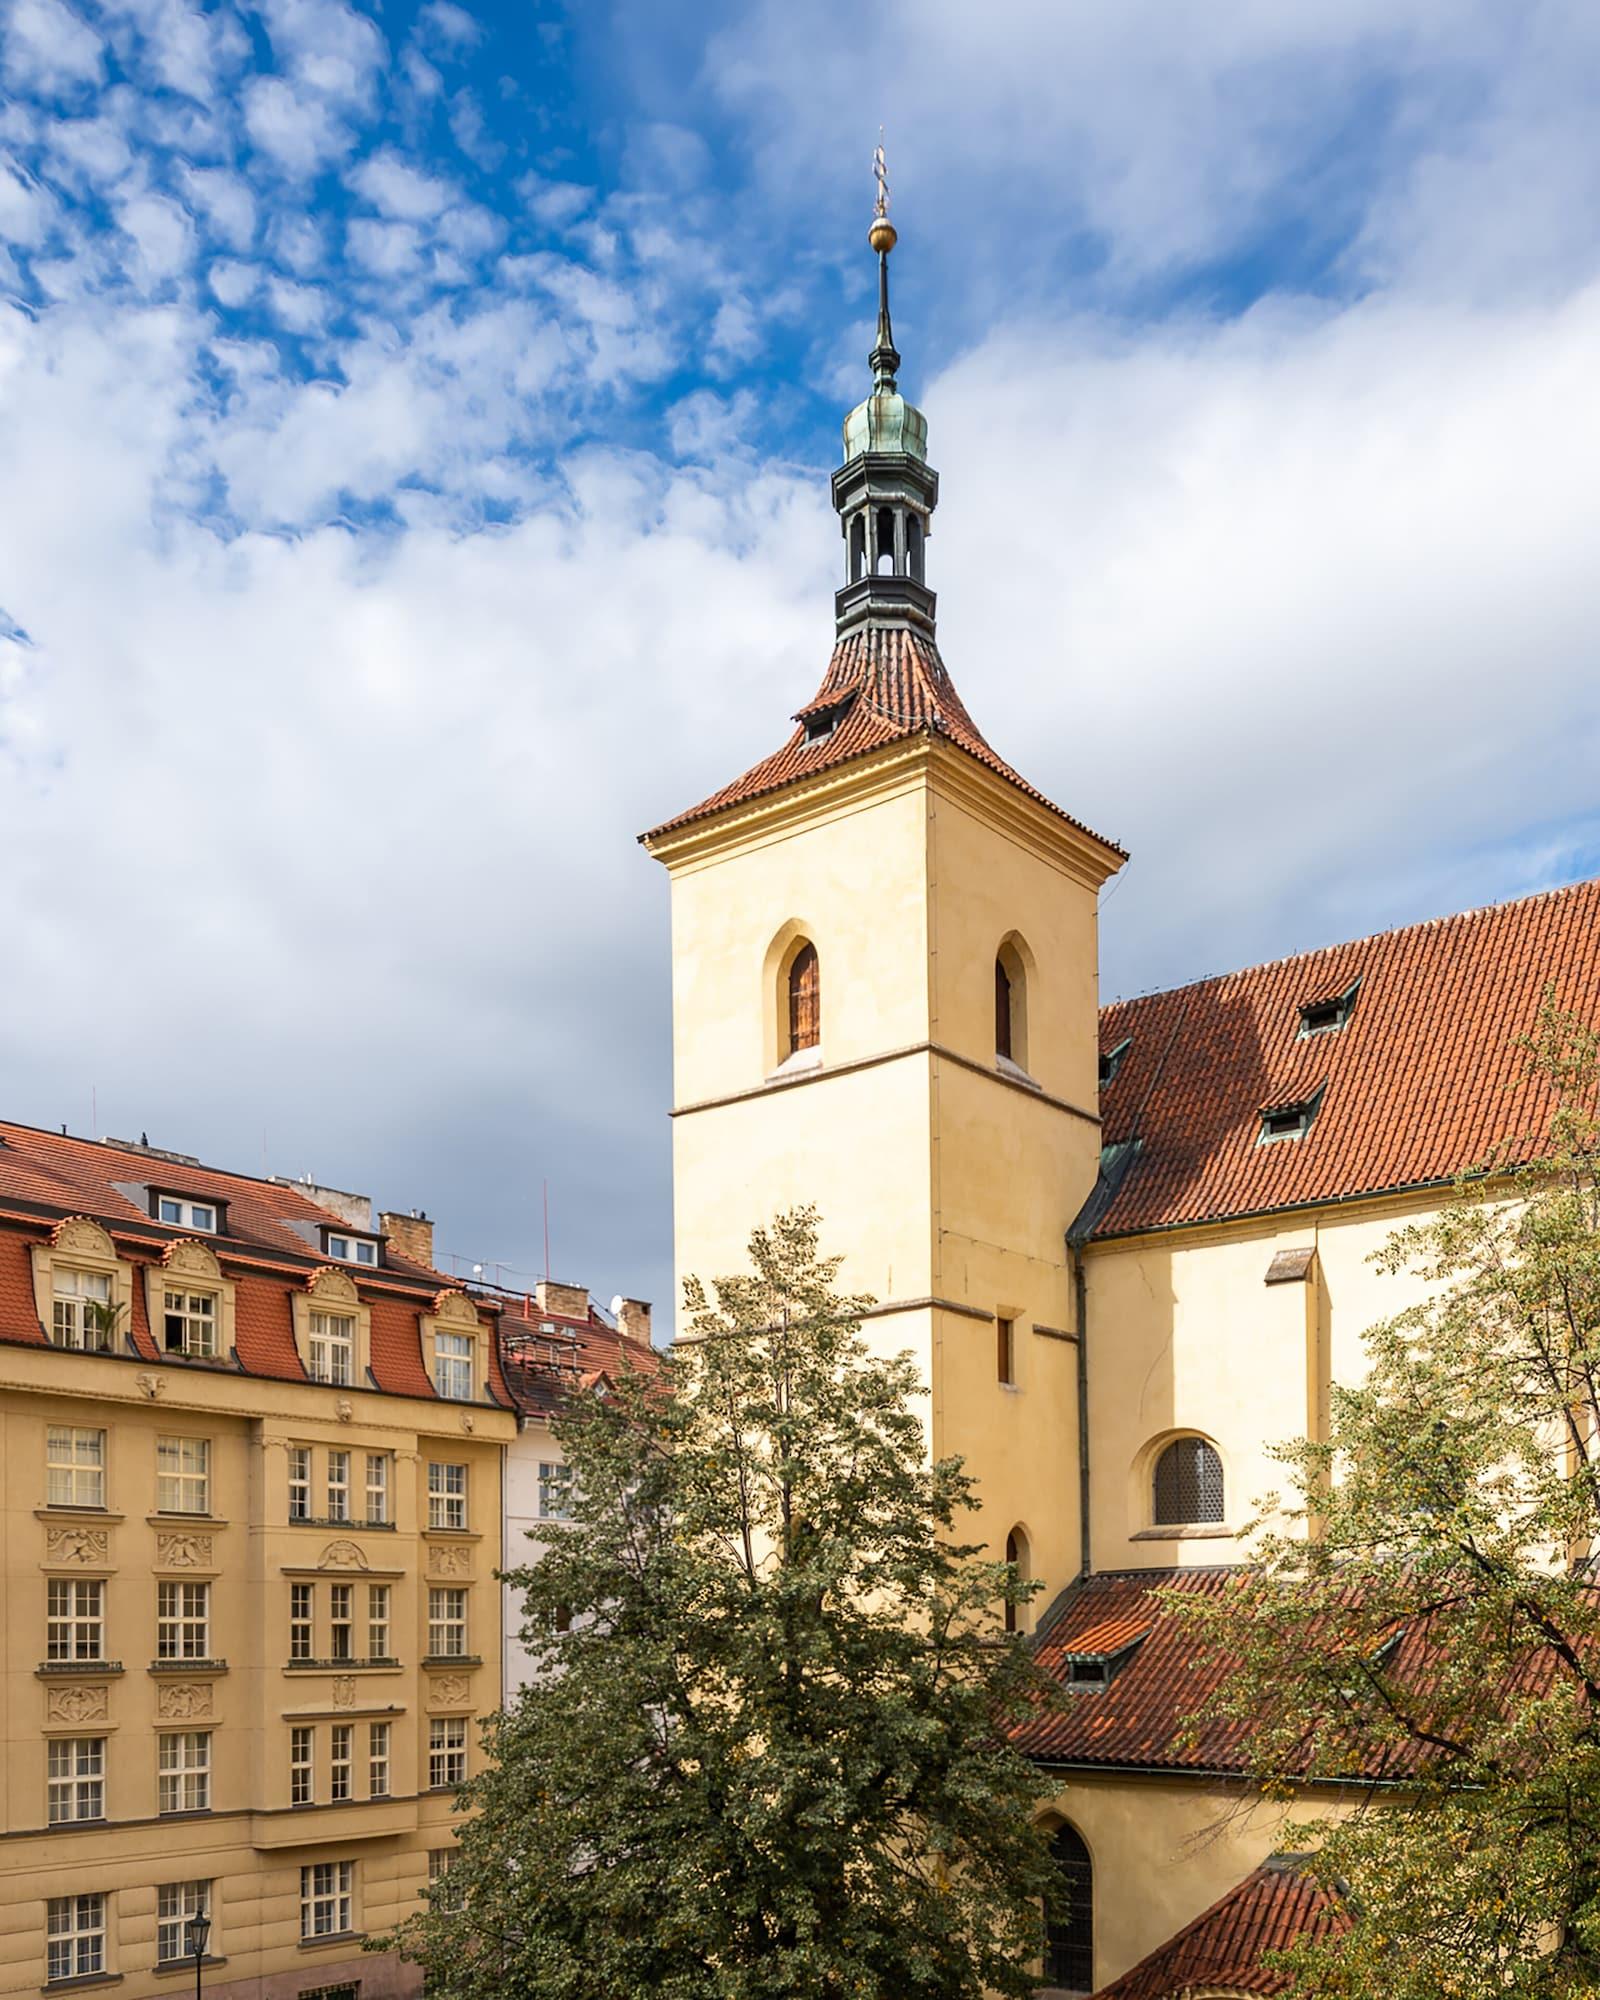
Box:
[1099, 1037, 1131, 1088]
[1298, 978, 1360, 1038]
[1259, 1085, 1326, 1144]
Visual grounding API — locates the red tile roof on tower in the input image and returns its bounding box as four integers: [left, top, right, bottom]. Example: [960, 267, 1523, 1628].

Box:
[0, 1119, 510, 1404]
[642, 624, 1124, 854]
[1092, 1855, 1349, 1998]
[1090, 875, 1600, 1240]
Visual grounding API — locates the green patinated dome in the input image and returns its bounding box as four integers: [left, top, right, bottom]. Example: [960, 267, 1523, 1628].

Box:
[842, 389, 928, 463]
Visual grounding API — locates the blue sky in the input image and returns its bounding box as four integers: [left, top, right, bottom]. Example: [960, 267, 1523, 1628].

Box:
[3, 0, 1600, 1314]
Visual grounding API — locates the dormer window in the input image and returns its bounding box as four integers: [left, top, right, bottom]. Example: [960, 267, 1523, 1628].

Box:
[1259, 1086, 1326, 1144]
[1099, 1037, 1131, 1088]
[327, 1232, 380, 1268]
[1298, 979, 1360, 1038]
[1060, 1632, 1148, 1691]
[154, 1195, 217, 1233]
[802, 695, 854, 744]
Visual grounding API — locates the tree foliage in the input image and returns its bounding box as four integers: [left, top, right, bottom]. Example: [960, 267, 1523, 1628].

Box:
[389, 1207, 1058, 2000]
[1175, 996, 1600, 1996]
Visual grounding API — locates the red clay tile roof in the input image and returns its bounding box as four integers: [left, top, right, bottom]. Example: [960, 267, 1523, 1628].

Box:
[642, 625, 1124, 854]
[1093, 1855, 1348, 1998]
[1092, 876, 1600, 1240]
[0, 1121, 509, 1406]
[496, 1302, 659, 1417]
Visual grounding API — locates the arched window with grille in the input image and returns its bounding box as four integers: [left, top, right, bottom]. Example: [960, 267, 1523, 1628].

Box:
[1043, 1823, 1093, 1992]
[1003, 1526, 1030, 1635]
[1152, 1436, 1225, 1526]
[787, 942, 820, 1057]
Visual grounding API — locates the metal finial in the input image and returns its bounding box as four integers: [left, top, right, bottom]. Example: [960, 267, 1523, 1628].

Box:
[869, 129, 897, 255]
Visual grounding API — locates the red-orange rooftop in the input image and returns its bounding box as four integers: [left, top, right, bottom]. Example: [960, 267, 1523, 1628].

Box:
[1093, 1855, 1348, 1998]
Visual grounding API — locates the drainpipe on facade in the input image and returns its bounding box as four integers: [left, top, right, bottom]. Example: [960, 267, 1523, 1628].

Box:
[1073, 1247, 1090, 1580]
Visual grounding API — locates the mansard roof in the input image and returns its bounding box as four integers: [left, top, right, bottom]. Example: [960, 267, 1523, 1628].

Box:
[642, 624, 1124, 856]
[1093, 1854, 1348, 1998]
[0, 1119, 510, 1404]
[1090, 875, 1600, 1241]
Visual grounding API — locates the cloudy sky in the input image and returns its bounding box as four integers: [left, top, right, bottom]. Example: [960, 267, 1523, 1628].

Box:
[2, 0, 1598, 1315]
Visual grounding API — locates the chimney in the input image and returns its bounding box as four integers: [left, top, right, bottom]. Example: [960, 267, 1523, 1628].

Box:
[271, 1176, 375, 1231]
[614, 1297, 653, 1346]
[535, 1278, 590, 1321]
[381, 1209, 435, 1269]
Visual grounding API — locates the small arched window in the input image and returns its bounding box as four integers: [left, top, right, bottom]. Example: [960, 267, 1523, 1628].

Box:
[995, 956, 1014, 1061]
[995, 938, 1029, 1070]
[787, 943, 820, 1056]
[849, 514, 866, 583]
[907, 513, 924, 581]
[875, 505, 896, 574]
[1044, 1824, 1093, 1991]
[1004, 1526, 1029, 1635]
[1153, 1436, 1225, 1526]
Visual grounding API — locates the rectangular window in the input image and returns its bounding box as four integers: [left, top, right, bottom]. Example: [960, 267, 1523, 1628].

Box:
[364, 1454, 390, 1525]
[328, 1233, 378, 1266]
[330, 1723, 353, 1803]
[428, 1716, 467, 1790]
[291, 1725, 314, 1806]
[427, 1848, 460, 1912]
[47, 1893, 106, 1983]
[996, 1315, 1015, 1386]
[47, 1578, 104, 1663]
[163, 1289, 218, 1359]
[327, 1450, 350, 1523]
[156, 1881, 211, 1967]
[290, 1582, 313, 1662]
[47, 1736, 105, 1824]
[433, 1330, 473, 1401]
[427, 1587, 466, 1659]
[368, 1722, 390, 1799]
[366, 1585, 390, 1662]
[288, 1444, 311, 1521]
[156, 1435, 210, 1514]
[157, 1196, 217, 1232]
[299, 1861, 354, 1940]
[329, 1583, 353, 1662]
[308, 1311, 355, 1386]
[157, 1579, 210, 1661]
[46, 1425, 106, 1509]
[50, 1267, 115, 1352]
[427, 1462, 466, 1530]
[537, 1461, 572, 1521]
[158, 1731, 211, 1815]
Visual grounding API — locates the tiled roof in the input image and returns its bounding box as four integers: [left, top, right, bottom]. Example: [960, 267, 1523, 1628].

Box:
[1093, 1855, 1348, 1998]
[642, 625, 1124, 854]
[496, 1302, 659, 1417]
[1091, 876, 1600, 1239]
[0, 1120, 509, 1405]
[1018, 1569, 1249, 1772]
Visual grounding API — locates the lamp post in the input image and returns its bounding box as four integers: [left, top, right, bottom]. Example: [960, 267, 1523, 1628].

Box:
[183, 1908, 210, 2000]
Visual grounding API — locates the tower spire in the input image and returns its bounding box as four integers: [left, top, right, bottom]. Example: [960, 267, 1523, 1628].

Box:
[869, 132, 900, 391]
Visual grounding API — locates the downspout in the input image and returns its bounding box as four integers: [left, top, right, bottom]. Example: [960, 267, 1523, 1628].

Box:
[1073, 1245, 1090, 1580]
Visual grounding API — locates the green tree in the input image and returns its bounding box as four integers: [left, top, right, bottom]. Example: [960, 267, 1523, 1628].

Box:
[390, 1207, 1059, 2000]
[1175, 996, 1600, 1997]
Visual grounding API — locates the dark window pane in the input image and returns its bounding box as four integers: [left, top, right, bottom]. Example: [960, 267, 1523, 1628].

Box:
[995, 958, 1013, 1060]
[788, 944, 820, 1054]
[1153, 1438, 1225, 1525]
[1044, 1825, 1093, 1990]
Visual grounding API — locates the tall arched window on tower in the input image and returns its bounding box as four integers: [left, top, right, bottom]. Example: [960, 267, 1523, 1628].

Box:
[1003, 1526, 1030, 1635]
[1043, 1824, 1094, 1992]
[995, 937, 1029, 1071]
[1153, 1436, 1225, 1526]
[787, 942, 820, 1057]
[849, 514, 867, 583]
[995, 957, 1014, 1061]
[875, 506, 896, 574]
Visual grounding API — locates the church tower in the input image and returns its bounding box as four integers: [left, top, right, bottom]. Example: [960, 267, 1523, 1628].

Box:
[642, 181, 1125, 1608]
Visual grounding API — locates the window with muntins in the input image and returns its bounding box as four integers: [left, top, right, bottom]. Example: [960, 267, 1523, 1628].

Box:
[329, 1583, 353, 1661]
[47, 1578, 104, 1662]
[428, 1462, 467, 1530]
[365, 1454, 390, 1524]
[156, 1882, 211, 1967]
[308, 1311, 355, 1385]
[428, 1587, 467, 1658]
[288, 1444, 311, 1521]
[156, 1196, 217, 1232]
[434, 1330, 473, 1401]
[429, 1716, 467, 1789]
[291, 1725, 314, 1805]
[51, 1267, 115, 1351]
[163, 1288, 218, 1358]
[157, 1579, 210, 1660]
[290, 1583, 313, 1661]
[367, 1585, 390, 1661]
[330, 1723, 353, 1802]
[157, 1435, 210, 1514]
[368, 1722, 390, 1798]
[538, 1461, 572, 1520]
[787, 942, 820, 1055]
[47, 1893, 106, 1982]
[300, 1861, 353, 1940]
[327, 1450, 350, 1523]
[1153, 1437, 1225, 1526]
[327, 1233, 378, 1266]
[157, 1730, 210, 1814]
[48, 1736, 105, 1824]
[47, 1426, 106, 1509]
[1043, 1825, 1094, 1991]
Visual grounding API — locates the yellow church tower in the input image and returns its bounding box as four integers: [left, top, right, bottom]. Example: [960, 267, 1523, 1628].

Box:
[641, 182, 1125, 1609]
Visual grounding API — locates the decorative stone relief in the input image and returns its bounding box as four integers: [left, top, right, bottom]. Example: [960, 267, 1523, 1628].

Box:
[428, 1542, 472, 1578]
[45, 1526, 108, 1566]
[136, 1372, 166, 1399]
[332, 1677, 357, 1709]
[157, 1682, 213, 1720]
[459, 1412, 475, 1434]
[162, 1237, 222, 1280]
[47, 1683, 108, 1724]
[427, 1674, 470, 1708]
[52, 1216, 117, 1259]
[156, 1532, 213, 1569]
[318, 1540, 369, 1571]
[335, 1398, 354, 1424]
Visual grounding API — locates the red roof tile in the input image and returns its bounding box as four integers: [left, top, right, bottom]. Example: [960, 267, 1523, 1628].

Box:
[1092, 877, 1600, 1239]
[496, 1303, 659, 1417]
[1093, 1856, 1348, 1998]
[643, 625, 1124, 855]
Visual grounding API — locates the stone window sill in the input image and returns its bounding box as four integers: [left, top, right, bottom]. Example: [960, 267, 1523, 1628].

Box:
[284, 1659, 400, 1672]
[287, 1518, 396, 1531]
[148, 1659, 228, 1676]
[421, 1528, 482, 1541]
[44, 1975, 124, 1992]
[35, 1508, 124, 1524]
[147, 1514, 229, 1528]
[423, 1655, 480, 1669]
[767, 1045, 823, 1082]
[152, 1959, 226, 1977]
[1130, 1524, 1237, 1542]
[37, 1662, 124, 1678]
[996, 1054, 1042, 1090]
[297, 1933, 365, 1953]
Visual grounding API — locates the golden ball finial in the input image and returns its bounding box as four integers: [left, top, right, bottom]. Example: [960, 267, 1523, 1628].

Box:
[868, 216, 897, 255]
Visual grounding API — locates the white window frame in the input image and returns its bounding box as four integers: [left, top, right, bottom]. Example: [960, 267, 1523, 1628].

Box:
[162, 1287, 218, 1360]
[329, 1583, 353, 1662]
[367, 1584, 390, 1662]
[428, 1715, 467, 1789]
[157, 1730, 211, 1815]
[299, 1861, 353, 1940]
[47, 1577, 104, 1663]
[433, 1329, 473, 1401]
[308, 1311, 355, 1387]
[368, 1721, 390, 1799]
[329, 1723, 353, 1803]
[291, 1725, 314, 1806]
[157, 1195, 217, 1232]
[427, 1587, 467, 1659]
[428, 1848, 460, 1911]
[427, 1461, 467, 1530]
[327, 1233, 379, 1267]
[50, 1266, 115, 1353]
[364, 1453, 390, 1524]
[156, 1881, 212, 1967]
[47, 1893, 106, 1982]
[157, 1579, 210, 1662]
[326, 1449, 351, 1523]
[538, 1460, 573, 1521]
[156, 1435, 210, 1515]
[46, 1426, 106, 1510]
[288, 1444, 311, 1522]
[290, 1582, 313, 1662]
[47, 1736, 105, 1824]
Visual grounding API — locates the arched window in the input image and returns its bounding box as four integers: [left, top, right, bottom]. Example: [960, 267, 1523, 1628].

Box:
[787, 943, 820, 1056]
[1004, 1526, 1029, 1635]
[1043, 1824, 1093, 1991]
[875, 506, 896, 574]
[995, 956, 1014, 1060]
[907, 513, 924, 581]
[995, 937, 1029, 1070]
[1153, 1436, 1225, 1526]
[849, 514, 866, 583]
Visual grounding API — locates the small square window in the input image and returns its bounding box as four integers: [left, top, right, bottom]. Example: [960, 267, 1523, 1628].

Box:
[1259, 1090, 1324, 1144]
[327, 1233, 379, 1267]
[156, 1196, 218, 1233]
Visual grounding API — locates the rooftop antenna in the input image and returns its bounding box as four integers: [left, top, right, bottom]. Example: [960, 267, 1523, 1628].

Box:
[542, 1179, 550, 1282]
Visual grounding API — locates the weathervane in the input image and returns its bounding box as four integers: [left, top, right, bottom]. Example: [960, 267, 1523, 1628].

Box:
[869, 129, 897, 255]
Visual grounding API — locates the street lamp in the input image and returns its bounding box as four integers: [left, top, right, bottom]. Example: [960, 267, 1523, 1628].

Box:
[183, 1909, 210, 2000]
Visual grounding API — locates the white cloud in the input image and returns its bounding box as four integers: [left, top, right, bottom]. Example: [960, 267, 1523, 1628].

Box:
[100, 0, 248, 101]
[264, 272, 327, 330]
[243, 74, 350, 176]
[0, 157, 54, 245]
[348, 148, 456, 220]
[178, 165, 257, 251]
[2, 0, 104, 93]
[208, 258, 258, 305]
[254, 0, 385, 107]
[268, 209, 324, 273]
[419, 1, 479, 51]
[45, 114, 134, 186]
[113, 190, 195, 281]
